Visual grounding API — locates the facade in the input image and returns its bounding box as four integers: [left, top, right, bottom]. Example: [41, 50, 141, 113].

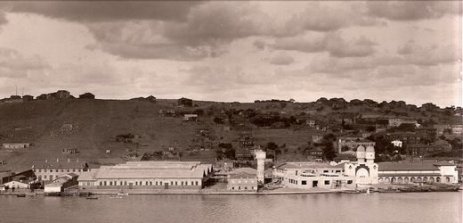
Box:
[33, 159, 89, 182]
[378, 161, 459, 184]
[227, 168, 258, 191]
[340, 146, 379, 185]
[391, 140, 403, 148]
[273, 162, 354, 189]
[388, 118, 419, 128]
[183, 114, 198, 121]
[78, 161, 213, 190]
[337, 137, 375, 153]
[44, 173, 78, 193]
[3, 180, 29, 189]
[434, 124, 463, 135]
[2, 143, 31, 149]
[408, 141, 453, 157]
[255, 150, 266, 183]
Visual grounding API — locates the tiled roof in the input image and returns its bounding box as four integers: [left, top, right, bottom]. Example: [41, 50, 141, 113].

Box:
[33, 159, 88, 169]
[278, 162, 341, 170]
[228, 168, 257, 178]
[82, 161, 212, 180]
[378, 161, 448, 171]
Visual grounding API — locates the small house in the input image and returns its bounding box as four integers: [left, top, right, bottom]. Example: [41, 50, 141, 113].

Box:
[2, 143, 31, 150]
[178, 97, 193, 107]
[184, 114, 198, 121]
[227, 168, 258, 191]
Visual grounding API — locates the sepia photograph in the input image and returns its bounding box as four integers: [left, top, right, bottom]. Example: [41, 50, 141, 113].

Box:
[0, 1, 461, 222]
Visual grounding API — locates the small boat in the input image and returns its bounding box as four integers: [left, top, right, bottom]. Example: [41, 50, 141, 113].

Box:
[109, 195, 124, 199]
[86, 196, 98, 200]
[16, 194, 26, 198]
[117, 191, 128, 196]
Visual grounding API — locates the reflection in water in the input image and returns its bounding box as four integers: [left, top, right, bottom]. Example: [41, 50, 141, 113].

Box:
[0, 192, 460, 223]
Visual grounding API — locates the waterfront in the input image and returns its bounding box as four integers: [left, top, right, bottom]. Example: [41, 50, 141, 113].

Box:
[0, 192, 460, 223]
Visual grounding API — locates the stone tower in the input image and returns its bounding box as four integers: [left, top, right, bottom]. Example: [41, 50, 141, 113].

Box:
[254, 150, 266, 183]
[356, 145, 366, 164]
[365, 146, 375, 164]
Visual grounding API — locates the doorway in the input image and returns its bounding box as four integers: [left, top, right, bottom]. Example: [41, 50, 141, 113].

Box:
[312, 180, 318, 188]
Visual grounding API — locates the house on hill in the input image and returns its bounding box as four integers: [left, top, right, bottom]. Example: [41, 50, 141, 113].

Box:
[178, 97, 193, 107]
[79, 92, 95, 99]
[22, 95, 34, 101]
[184, 114, 198, 122]
[2, 143, 31, 150]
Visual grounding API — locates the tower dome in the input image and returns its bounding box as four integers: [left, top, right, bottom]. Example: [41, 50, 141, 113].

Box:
[366, 146, 375, 161]
[356, 145, 366, 159]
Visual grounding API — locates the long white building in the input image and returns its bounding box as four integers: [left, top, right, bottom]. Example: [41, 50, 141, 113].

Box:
[78, 161, 213, 189]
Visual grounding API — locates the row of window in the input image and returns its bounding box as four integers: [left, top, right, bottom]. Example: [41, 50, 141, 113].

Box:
[35, 169, 85, 173]
[230, 186, 255, 190]
[295, 169, 342, 175]
[230, 179, 255, 184]
[98, 180, 200, 187]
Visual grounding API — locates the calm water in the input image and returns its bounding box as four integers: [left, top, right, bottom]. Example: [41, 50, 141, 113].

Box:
[0, 192, 461, 223]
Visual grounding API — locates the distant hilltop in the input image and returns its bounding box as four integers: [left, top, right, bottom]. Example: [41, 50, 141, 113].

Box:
[0, 90, 95, 104]
[0, 90, 461, 112]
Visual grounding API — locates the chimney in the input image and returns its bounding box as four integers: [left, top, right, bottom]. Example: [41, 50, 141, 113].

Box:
[45, 159, 48, 163]
[56, 158, 59, 163]
[67, 158, 70, 163]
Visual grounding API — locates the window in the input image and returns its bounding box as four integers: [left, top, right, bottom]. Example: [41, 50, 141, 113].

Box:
[244, 187, 247, 190]
[301, 180, 307, 185]
[323, 170, 329, 173]
[325, 180, 330, 185]
[232, 187, 234, 190]
[347, 180, 353, 184]
[146, 181, 149, 186]
[195, 181, 198, 186]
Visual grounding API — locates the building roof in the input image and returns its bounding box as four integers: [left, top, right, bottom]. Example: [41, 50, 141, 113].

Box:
[228, 168, 257, 177]
[277, 162, 341, 170]
[33, 159, 88, 169]
[378, 161, 456, 171]
[80, 161, 212, 180]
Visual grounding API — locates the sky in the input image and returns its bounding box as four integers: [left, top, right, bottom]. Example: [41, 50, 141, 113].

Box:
[0, 1, 461, 107]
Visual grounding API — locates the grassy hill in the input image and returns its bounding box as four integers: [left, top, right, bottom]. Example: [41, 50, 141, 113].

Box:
[0, 97, 460, 172]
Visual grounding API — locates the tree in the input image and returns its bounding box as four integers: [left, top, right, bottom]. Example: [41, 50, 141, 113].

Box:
[213, 117, 224, 124]
[79, 92, 95, 99]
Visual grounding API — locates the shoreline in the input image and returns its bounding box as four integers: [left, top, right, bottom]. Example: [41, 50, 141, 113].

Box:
[1, 187, 460, 196]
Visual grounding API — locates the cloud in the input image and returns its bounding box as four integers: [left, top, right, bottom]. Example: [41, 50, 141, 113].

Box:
[269, 54, 295, 65]
[367, 1, 460, 21]
[270, 32, 376, 57]
[397, 41, 460, 66]
[1, 1, 201, 22]
[0, 48, 49, 78]
[288, 2, 382, 32]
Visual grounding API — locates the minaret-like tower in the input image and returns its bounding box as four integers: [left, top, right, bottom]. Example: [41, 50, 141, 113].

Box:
[365, 146, 375, 164]
[356, 145, 366, 164]
[254, 150, 266, 183]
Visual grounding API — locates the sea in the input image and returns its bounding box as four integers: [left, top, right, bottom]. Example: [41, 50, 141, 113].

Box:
[0, 192, 461, 223]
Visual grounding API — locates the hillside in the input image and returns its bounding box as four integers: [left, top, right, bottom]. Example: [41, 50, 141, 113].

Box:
[0, 97, 461, 172]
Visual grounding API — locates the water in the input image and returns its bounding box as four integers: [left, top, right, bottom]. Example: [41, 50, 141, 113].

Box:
[0, 192, 461, 223]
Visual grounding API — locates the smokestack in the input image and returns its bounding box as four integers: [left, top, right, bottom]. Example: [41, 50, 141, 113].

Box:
[67, 158, 70, 163]
[56, 158, 59, 163]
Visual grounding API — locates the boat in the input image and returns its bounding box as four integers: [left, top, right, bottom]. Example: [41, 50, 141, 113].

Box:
[109, 195, 124, 199]
[16, 194, 26, 198]
[117, 191, 129, 196]
[86, 196, 98, 200]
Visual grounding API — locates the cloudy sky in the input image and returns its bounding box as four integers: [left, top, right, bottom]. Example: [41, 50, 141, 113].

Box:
[0, 1, 461, 106]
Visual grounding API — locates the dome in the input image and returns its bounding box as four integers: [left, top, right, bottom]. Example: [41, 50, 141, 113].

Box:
[356, 146, 365, 152]
[366, 146, 375, 153]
